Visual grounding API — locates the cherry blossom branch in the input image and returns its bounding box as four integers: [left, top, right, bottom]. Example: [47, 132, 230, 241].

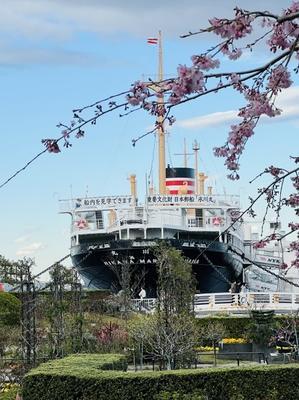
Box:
[194, 165, 299, 264]
[0, 149, 47, 190]
[231, 248, 299, 288]
[1, 2, 299, 191]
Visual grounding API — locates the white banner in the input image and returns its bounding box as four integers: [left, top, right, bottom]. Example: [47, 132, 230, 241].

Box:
[147, 195, 216, 206]
[74, 196, 135, 210]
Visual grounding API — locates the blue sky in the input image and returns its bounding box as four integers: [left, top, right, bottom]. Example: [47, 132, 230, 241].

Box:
[0, 0, 298, 276]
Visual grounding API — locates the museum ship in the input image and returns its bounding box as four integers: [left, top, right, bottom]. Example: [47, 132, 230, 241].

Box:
[59, 32, 246, 295]
[59, 168, 245, 295]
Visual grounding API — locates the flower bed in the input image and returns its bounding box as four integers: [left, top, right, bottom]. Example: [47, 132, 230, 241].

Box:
[222, 338, 247, 344]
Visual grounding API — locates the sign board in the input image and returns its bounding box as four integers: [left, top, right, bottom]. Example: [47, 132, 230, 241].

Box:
[255, 254, 281, 265]
[147, 195, 216, 206]
[74, 196, 135, 210]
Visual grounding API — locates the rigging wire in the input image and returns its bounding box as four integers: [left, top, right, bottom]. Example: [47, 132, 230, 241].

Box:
[166, 131, 174, 168]
[202, 253, 233, 286]
[230, 248, 299, 289]
[148, 133, 156, 184]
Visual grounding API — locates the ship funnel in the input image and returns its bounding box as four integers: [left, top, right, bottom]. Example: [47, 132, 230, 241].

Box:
[198, 172, 208, 195]
[129, 174, 137, 201]
[166, 166, 195, 194]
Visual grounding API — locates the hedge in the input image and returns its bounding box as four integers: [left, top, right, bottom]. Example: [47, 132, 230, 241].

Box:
[23, 353, 299, 400]
[0, 292, 20, 326]
[195, 315, 295, 338]
[196, 316, 251, 338]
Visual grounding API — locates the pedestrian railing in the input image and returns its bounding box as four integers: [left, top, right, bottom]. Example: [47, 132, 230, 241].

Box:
[131, 292, 299, 316]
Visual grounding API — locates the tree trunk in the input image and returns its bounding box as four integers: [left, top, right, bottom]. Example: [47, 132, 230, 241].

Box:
[213, 342, 217, 366]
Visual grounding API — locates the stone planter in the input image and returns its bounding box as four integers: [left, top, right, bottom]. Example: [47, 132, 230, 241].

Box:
[252, 344, 276, 362]
[218, 343, 253, 361]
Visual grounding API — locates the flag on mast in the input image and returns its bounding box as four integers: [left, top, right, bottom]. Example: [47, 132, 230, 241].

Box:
[147, 37, 158, 45]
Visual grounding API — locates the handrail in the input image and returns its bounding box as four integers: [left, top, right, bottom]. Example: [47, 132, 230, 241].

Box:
[131, 292, 299, 316]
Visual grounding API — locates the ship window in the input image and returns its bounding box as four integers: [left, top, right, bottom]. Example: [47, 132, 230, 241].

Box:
[195, 209, 203, 218]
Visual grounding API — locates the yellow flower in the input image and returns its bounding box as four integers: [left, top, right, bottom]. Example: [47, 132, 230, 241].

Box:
[222, 338, 247, 344]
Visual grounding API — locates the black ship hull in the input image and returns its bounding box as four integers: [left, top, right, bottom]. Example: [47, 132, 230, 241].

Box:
[71, 239, 244, 295]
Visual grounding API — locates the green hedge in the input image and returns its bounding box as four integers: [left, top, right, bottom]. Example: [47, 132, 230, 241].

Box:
[195, 315, 295, 338]
[23, 354, 299, 400]
[0, 292, 20, 326]
[196, 316, 251, 337]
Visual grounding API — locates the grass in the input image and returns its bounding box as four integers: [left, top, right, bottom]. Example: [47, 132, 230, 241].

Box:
[198, 353, 255, 366]
[0, 385, 20, 400]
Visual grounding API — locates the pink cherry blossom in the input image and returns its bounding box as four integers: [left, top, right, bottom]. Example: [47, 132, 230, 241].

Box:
[289, 222, 299, 231]
[220, 44, 242, 59]
[267, 65, 292, 94]
[253, 240, 268, 249]
[42, 139, 60, 153]
[209, 12, 253, 40]
[286, 194, 299, 207]
[265, 165, 284, 177]
[126, 80, 150, 106]
[291, 176, 299, 190]
[191, 55, 220, 70]
[289, 241, 299, 268]
[239, 93, 281, 118]
[267, 24, 291, 52]
[230, 73, 241, 84]
[167, 65, 205, 104]
[213, 146, 229, 157]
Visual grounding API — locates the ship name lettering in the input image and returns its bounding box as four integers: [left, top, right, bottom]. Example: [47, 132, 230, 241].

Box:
[133, 241, 156, 247]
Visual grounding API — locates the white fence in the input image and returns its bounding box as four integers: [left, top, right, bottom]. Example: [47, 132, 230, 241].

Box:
[131, 292, 299, 316]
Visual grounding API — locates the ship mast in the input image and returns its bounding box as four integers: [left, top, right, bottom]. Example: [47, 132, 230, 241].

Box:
[157, 30, 166, 194]
[193, 140, 200, 194]
[175, 138, 193, 168]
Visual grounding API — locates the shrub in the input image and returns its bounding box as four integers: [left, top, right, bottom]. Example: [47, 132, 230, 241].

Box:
[23, 354, 299, 400]
[222, 338, 247, 344]
[0, 384, 20, 400]
[196, 316, 290, 341]
[0, 292, 20, 326]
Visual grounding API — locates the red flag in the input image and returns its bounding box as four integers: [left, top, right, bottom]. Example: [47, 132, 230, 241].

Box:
[147, 37, 158, 45]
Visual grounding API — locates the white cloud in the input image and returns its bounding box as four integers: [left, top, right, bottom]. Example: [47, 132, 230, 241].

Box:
[14, 235, 30, 244]
[0, 47, 101, 66]
[178, 86, 299, 130]
[16, 242, 44, 257]
[0, 0, 292, 39]
[178, 110, 237, 129]
[0, 0, 293, 66]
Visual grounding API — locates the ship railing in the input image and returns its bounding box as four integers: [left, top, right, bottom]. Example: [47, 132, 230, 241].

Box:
[131, 298, 157, 312]
[187, 217, 227, 229]
[147, 211, 183, 228]
[131, 292, 299, 316]
[194, 292, 299, 315]
[187, 217, 204, 228]
[72, 219, 104, 232]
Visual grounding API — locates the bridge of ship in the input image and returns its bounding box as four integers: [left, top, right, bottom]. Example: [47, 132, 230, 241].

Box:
[59, 194, 242, 243]
[131, 292, 299, 317]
